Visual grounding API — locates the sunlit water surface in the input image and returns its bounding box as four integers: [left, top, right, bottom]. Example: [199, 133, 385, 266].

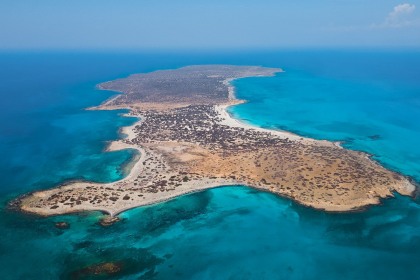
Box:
[0, 51, 419, 279]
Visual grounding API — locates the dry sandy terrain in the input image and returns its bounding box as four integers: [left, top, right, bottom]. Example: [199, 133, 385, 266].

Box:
[10, 65, 416, 221]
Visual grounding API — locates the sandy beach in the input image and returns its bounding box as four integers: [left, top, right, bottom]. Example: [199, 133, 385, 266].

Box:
[11, 65, 416, 220]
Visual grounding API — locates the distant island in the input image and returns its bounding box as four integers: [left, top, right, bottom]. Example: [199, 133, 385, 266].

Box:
[11, 65, 416, 221]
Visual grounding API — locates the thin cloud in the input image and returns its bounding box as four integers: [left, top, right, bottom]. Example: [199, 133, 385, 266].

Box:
[323, 3, 419, 32]
[388, 3, 415, 21]
[373, 3, 418, 28]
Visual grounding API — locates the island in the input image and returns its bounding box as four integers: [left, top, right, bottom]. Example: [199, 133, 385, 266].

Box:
[11, 65, 416, 219]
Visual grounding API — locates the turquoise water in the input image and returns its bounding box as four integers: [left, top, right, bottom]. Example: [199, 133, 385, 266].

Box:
[2, 186, 419, 279]
[230, 66, 420, 182]
[0, 51, 419, 279]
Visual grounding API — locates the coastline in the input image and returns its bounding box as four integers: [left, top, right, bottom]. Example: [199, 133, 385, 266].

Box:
[222, 79, 418, 191]
[101, 111, 237, 216]
[102, 75, 347, 214]
[219, 103, 417, 189]
[11, 65, 416, 219]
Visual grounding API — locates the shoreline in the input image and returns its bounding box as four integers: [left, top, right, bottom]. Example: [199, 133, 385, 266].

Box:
[220, 103, 418, 188]
[221, 78, 418, 190]
[11, 65, 416, 219]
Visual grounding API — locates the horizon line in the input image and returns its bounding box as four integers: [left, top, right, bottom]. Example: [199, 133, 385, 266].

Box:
[1, 46, 420, 54]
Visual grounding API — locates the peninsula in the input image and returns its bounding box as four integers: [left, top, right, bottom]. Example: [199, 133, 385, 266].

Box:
[12, 65, 416, 218]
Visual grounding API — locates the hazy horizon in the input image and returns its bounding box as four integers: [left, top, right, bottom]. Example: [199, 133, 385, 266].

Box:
[1, 0, 420, 50]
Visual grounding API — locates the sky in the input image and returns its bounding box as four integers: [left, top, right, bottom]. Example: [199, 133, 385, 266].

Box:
[0, 0, 419, 50]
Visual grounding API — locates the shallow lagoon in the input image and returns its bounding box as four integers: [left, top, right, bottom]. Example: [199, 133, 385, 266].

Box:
[1, 186, 419, 279]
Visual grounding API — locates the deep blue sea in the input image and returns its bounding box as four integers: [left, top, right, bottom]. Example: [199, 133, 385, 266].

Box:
[0, 50, 419, 279]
